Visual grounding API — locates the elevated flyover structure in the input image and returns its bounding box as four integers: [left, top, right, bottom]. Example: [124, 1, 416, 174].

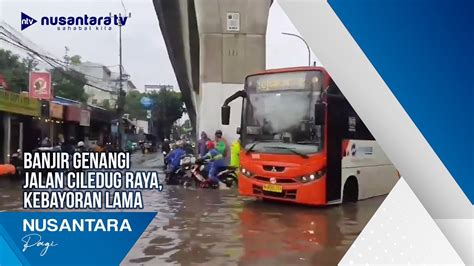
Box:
[153, 0, 271, 141]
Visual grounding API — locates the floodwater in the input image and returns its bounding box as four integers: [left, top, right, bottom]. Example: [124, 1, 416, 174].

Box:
[0, 153, 385, 266]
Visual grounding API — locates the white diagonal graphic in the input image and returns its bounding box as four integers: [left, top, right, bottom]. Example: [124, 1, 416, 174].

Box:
[339, 178, 464, 265]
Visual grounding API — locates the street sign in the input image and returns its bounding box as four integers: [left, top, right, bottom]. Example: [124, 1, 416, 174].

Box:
[140, 96, 153, 109]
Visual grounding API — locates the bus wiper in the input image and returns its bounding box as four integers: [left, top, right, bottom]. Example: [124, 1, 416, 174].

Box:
[267, 146, 309, 159]
[246, 142, 258, 154]
[246, 140, 279, 154]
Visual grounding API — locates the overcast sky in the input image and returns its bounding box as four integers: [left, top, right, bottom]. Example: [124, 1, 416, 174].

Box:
[0, 0, 318, 91]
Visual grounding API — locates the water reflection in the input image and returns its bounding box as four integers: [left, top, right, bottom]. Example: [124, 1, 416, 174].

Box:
[0, 154, 385, 265]
[125, 185, 384, 266]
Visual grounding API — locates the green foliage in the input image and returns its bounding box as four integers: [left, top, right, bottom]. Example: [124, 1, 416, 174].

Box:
[0, 49, 87, 102]
[51, 68, 88, 103]
[124, 88, 186, 139]
[124, 90, 147, 120]
[70, 55, 82, 65]
[150, 89, 185, 139]
[0, 49, 30, 92]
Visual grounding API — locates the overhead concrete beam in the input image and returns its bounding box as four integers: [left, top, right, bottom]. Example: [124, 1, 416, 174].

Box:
[153, 0, 200, 133]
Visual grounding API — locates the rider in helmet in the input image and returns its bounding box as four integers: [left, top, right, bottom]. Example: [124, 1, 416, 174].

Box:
[76, 141, 86, 152]
[202, 140, 227, 186]
[162, 138, 171, 154]
[165, 140, 186, 173]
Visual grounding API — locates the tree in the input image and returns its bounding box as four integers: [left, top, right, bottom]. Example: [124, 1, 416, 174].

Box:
[0, 49, 29, 92]
[51, 47, 87, 102]
[123, 88, 186, 139]
[51, 68, 88, 102]
[149, 89, 186, 140]
[124, 90, 147, 120]
[70, 55, 82, 65]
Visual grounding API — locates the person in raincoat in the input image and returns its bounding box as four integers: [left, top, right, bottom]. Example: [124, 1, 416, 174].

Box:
[202, 141, 227, 185]
[198, 131, 210, 157]
[230, 139, 241, 168]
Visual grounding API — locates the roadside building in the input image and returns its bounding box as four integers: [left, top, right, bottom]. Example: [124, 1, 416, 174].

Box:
[0, 90, 41, 163]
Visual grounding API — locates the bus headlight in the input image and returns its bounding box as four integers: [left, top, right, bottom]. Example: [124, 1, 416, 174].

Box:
[296, 168, 326, 183]
[241, 168, 253, 177]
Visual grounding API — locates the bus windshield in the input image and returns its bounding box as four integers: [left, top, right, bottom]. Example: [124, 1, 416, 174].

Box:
[243, 70, 324, 155]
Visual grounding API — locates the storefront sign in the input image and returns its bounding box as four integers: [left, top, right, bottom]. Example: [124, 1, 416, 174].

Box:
[65, 105, 81, 122]
[29, 72, 52, 100]
[50, 102, 64, 119]
[0, 89, 40, 116]
[80, 109, 91, 127]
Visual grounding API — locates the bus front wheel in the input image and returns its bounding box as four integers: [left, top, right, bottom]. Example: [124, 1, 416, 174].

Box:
[343, 177, 359, 203]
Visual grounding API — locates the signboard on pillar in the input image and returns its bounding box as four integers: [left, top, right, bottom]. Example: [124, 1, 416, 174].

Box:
[29, 72, 52, 100]
[226, 12, 240, 32]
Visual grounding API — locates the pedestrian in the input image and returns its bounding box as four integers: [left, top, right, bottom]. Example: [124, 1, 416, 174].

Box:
[198, 131, 210, 157]
[230, 139, 241, 168]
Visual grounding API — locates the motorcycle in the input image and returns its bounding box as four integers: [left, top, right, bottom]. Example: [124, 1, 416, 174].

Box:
[188, 158, 238, 189]
[164, 154, 195, 185]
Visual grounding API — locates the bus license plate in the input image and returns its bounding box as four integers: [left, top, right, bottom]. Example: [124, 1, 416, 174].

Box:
[263, 184, 282, 193]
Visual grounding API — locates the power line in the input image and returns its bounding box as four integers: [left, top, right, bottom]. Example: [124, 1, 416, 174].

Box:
[0, 33, 117, 94]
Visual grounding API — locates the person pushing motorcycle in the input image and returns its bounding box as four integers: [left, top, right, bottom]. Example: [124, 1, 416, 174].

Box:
[202, 141, 227, 186]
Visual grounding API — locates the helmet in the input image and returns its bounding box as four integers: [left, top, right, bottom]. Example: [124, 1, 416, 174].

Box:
[77, 141, 85, 147]
[215, 130, 223, 137]
[175, 140, 184, 147]
[164, 138, 169, 142]
[206, 141, 215, 150]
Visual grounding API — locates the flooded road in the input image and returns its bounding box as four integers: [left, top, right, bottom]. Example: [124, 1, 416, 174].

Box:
[0, 153, 385, 266]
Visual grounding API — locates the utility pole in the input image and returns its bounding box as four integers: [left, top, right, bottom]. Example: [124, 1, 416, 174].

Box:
[282, 32, 311, 66]
[116, 14, 125, 150]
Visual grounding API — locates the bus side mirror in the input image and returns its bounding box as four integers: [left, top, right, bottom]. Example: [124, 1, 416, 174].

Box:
[222, 105, 231, 125]
[314, 103, 326, 125]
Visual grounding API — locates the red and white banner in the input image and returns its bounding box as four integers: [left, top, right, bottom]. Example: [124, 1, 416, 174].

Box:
[29, 71, 52, 99]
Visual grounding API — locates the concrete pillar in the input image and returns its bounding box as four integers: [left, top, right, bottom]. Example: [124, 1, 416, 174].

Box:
[194, 0, 271, 142]
[19, 122, 23, 153]
[3, 114, 11, 163]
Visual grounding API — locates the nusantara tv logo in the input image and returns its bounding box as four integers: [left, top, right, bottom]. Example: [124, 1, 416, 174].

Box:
[21, 12, 130, 31]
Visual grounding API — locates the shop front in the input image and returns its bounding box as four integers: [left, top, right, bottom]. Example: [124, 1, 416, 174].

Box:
[89, 107, 113, 146]
[0, 90, 40, 163]
[50, 102, 65, 144]
[79, 108, 91, 143]
[64, 104, 81, 142]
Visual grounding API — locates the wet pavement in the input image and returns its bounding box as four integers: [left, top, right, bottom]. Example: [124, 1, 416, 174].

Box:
[0, 153, 385, 266]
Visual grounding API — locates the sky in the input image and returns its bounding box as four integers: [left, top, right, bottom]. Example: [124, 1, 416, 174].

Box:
[0, 0, 319, 91]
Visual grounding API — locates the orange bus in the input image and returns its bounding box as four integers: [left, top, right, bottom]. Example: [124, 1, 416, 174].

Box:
[221, 67, 398, 205]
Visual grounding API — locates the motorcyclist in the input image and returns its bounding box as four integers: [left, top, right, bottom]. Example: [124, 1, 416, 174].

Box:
[202, 141, 227, 186]
[162, 138, 171, 155]
[76, 141, 87, 152]
[164, 140, 186, 174]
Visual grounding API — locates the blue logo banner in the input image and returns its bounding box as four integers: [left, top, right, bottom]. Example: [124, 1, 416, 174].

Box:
[329, 0, 474, 203]
[0, 212, 156, 265]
